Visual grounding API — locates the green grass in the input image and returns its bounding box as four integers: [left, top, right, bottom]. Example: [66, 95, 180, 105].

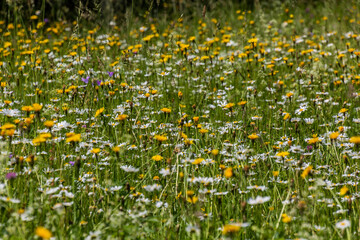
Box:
[0, 0, 360, 239]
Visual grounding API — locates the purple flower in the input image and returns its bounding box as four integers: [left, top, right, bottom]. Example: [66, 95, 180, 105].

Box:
[69, 161, 75, 166]
[108, 71, 114, 77]
[96, 80, 102, 86]
[307, 145, 313, 151]
[44, 18, 49, 23]
[9, 154, 13, 159]
[6, 172, 17, 180]
[81, 76, 90, 84]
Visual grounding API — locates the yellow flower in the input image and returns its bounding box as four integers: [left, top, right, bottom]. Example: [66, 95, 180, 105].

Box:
[178, 91, 183, 98]
[281, 213, 292, 223]
[224, 167, 233, 178]
[40, 133, 52, 139]
[222, 224, 241, 235]
[152, 155, 163, 161]
[7, 23, 14, 30]
[286, 92, 294, 98]
[32, 136, 47, 146]
[22, 106, 33, 112]
[211, 149, 219, 156]
[276, 151, 289, 158]
[248, 133, 259, 140]
[308, 137, 320, 145]
[193, 116, 200, 122]
[340, 186, 349, 196]
[90, 148, 101, 154]
[66, 133, 81, 143]
[301, 166, 313, 179]
[199, 129, 209, 134]
[154, 135, 168, 142]
[192, 158, 204, 165]
[44, 120, 55, 128]
[95, 107, 105, 117]
[184, 139, 194, 145]
[1, 129, 15, 137]
[224, 103, 235, 109]
[112, 146, 121, 152]
[0, 123, 16, 130]
[329, 132, 340, 140]
[160, 108, 171, 113]
[349, 136, 360, 145]
[283, 113, 291, 120]
[186, 196, 198, 204]
[35, 227, 52, 239]
[339, 108, 348, 113]
[32, 103, 43, 112]
[272, 171, 279, 177]
[116, 114, 128, 121]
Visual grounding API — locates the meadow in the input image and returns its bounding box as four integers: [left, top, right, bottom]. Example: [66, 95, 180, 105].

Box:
[0, 0, 360, 239]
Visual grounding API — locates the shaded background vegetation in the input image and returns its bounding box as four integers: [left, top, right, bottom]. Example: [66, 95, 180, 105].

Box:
[0, 0, 346, 28]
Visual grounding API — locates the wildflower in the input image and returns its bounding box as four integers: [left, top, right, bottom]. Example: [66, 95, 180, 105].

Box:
[120, 165, 139, 172]
[95, 107, 105, 117]
[154, 135, 168, 142]
[159, 168, 170, 177]
[32, 103, 43, 112]
[283, 113, 291, 120]
[116, 114, 128, 121]
[0, 123, 16, 130]
[35, 227, 52, 239]
[152, 155, 163, 161]
[0, 123, 16, 137]
[222, 223, 241, 235]
[66, 133, 81, 143]
[248, 196, 271, 205]
[224, 103, 235, 109]
[161, 108, 171, 113]
[281, 213, 292, 223]
[349, 136, 360, 145]
[178, 91, 183, 98]
[112, 146, 121, 152]
[301, 166, 313, 179]
[339, 108, 348, 114]
[192, 158, 204, 165]
[44, 120, 55, 129]
[340, 186, 349, 196]
[90, 148, 101, 154]
[276, 151, 289, 158]
[224, 167, 233, 178]
[308, 137, 320, 145]
[185, 225, 200, 234]
[335, 219, 351, 229]
[186, 196, 198, 204]
[5, 172, 17, 180]
[211, 149, 219, 156]
[81, 76, 90, 84]
[330, 132, 340, 140]
[199, 129, 209, 134]
[22, 106, 33, 112]
[248, 133, 259, 140]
